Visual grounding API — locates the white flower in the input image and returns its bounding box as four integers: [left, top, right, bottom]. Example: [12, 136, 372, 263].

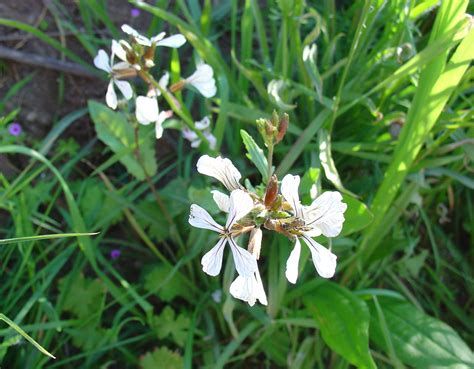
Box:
[111, 40, 140, 70]
[121, 24, 186, 48]
[281, 174, 347, 283]
[230, 263, 267, 306]
[94, 49, 133, 109]
[185, 64, 217, 98]
[135, 96, 172, 139]
[189, 189, 258, 277]
[182, 117, 217, 150]
[197, 155, 242, 191]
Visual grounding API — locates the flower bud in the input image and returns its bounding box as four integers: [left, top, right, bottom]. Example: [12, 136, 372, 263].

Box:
[264, 175, 279, 208]
[248, 227, 262, 260]
[276, 113, 289, 143]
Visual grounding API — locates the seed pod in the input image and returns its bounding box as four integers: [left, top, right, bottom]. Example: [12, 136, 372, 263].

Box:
[264, 175, 279, 208]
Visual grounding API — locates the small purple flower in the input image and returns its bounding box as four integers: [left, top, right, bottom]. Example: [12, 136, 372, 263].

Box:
[130, 8, 140, 17]
[110, 249, 121, 260]
[8, 123, 22, 136]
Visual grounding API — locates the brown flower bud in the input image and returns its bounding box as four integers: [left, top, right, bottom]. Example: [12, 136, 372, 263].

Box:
[275, 113, 289, 143]
[264, 175, 279, 208]
[248, 227, 262, 260]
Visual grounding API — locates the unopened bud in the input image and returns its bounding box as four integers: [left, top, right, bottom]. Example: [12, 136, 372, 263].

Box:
[248, 227, 262, 260]
[264, 175, 279, 208]
[143, 46, 156, 68]
[275, 113, 288, 143]
[170, 80, 186, 93]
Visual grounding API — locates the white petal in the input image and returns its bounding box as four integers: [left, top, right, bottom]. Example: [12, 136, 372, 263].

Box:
[195, 116, 210, 130]
[156, 34, 186, 48]
[205, 131, 217, 150]
[114, 80, 133, 100]
[305, 192, 347, 237]
[186, 64, 216, 98]
[281, 174, 302, 217]
[150, 31, 166, 43]
[155, 122, 164, 139]
[190, 139, 201, 148]
[230, 267, 267, 306]
[158, 72, 170, 90]
[121, 24, 151, 46]
[182, 127, 198, 142]
[189, 204, 223, 233]
[201, 238, 227, 276]
[228, 238, 257, 277]
[302, 235, 337, 279]
[94, 50, 111, 72]
[196, 155, 242, 191]
[105, 80, 117, 109]
[135, 96, 159, 125]
[111, 40, 128, 62]
[112, 61, 132, 70]
[211, 190, 230, 213]
[226, 189, 254, 229]
[285, 238, 301, 284]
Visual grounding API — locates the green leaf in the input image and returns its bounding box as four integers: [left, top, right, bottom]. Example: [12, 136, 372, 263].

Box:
[151, 307, 190, 347]
[240, 129, 269, 183]
[143, 264, 188, 302]
[0, 232, 97, 245]
[304, 281, 377, 369]
[369, 297, 474, 369]
[140, 347, 183, 369]
[88, 100, 157, 181]
[340, 195, 374, 236]
[60, 273, 106, 321]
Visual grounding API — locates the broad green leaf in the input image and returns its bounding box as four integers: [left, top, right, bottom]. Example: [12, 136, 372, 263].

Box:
[88, 100, 157, 181]
[144, 264, 188, 302]
[304, 281, 377, 369]
[368, 297, 474, 369]
[341, 195, 374, 236]
[140, 347, 183, 369]
[240, 129, 269, 183]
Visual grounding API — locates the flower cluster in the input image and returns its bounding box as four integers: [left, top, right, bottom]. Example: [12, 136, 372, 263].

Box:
[189, 155, 347, 306]
[93, 24, 217, 146]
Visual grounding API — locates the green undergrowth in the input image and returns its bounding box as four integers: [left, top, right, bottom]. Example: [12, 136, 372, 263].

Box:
[0, 0, 473, 368]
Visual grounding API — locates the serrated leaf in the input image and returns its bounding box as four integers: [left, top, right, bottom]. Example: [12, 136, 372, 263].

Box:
[304, 281, 377, 369]
[151, 307, 190, 347]
[60, 273, 106, 321]
[140, 347, 183, 369]
[240, 129, 269, 183]
[369, 297, 474, 369]
[340, 195, 374, 236]
[88, 100, 157, 181]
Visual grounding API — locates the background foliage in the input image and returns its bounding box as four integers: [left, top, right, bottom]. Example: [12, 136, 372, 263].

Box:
[0, 0, 473, 368]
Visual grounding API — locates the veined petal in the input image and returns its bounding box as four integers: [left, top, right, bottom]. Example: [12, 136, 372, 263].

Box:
[114, 80, 133, 100]
[94, 50, 111, 72]
[228, 237, 258, 277]
[201, 238, 227, 276]
[281, 174, 302, 217]
[156, 34, 186, 48]
[211, 190, 230, 213]
[196, 155, 242, 191]
[285, 238, 302, 284]
[226, 189, 254, 229]
[305, 191, 347, 237]
[186, 64, 216, 98]
[189, 204, 223, 233]
[135, 96, 159, 125]
[302, 235, 337, 279]
[105, 80, 117, 109]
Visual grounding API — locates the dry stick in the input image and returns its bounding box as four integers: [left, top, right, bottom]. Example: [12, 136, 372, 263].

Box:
[0, 45, 97, 78]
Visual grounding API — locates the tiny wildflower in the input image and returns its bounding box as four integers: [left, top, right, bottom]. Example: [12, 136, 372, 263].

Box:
[280, 174, 347, 283]
[189, 189, 258, 278]
[130, 8, 140, 17]
[110, 249, 121, 260]
[135, 96, 172, 139]
[94, 48, 134, 109]
[185, 64, 217, 98]
[182, 116, 217, 150]
[8, 122, 22, 136]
